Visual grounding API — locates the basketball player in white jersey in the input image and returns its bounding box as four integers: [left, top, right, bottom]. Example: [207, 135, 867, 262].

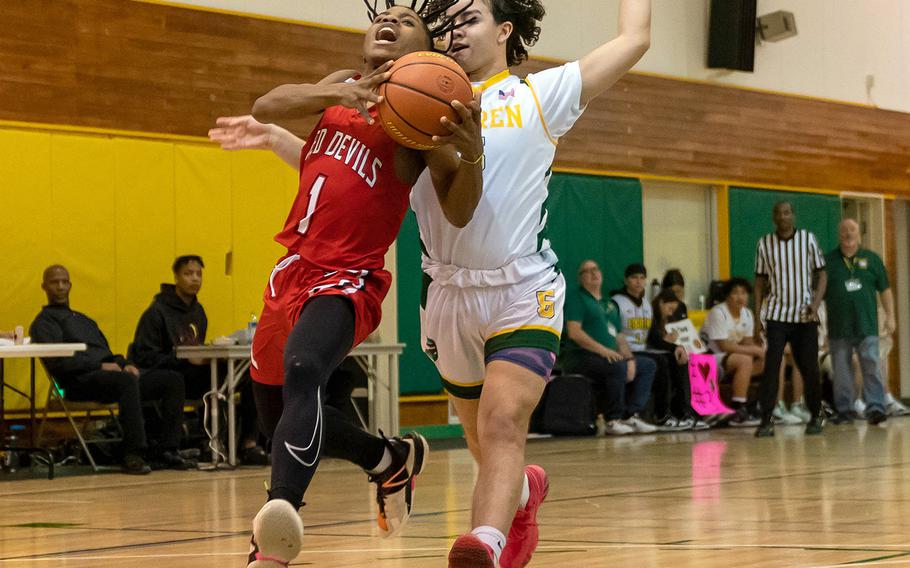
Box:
[413, 1, 652, 566]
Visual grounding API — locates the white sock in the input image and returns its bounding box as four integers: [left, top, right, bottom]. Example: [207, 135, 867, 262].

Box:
[471, 525, 506, 564]
[732, 396, 746, 403]
[518, 472, 530, 510]
[367, 447, 392, 474]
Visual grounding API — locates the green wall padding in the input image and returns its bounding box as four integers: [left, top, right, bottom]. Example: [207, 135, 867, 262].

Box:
[547, 174, 644, 292]
[728, 187, 841, 282]
[395, 174, 644, 395]
[395, 210, 439, 394]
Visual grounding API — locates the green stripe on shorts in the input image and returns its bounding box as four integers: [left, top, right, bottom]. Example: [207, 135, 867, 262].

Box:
[441, 377, 483, 399]
[484, 328, 561, 359]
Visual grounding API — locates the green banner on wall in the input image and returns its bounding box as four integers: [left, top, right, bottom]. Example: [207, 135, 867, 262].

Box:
[395, 174, 644, 395]
[728, 187, 841, 282]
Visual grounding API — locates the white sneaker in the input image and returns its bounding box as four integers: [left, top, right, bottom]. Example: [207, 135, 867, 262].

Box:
[623, 415, 657, 433]
[674, 416, 696, 431]
[773, 401, 802, 425]
[789, 402, 812, 424]
[853, 399, 867, 416]
[603, 419, 634, 435]
[248, 500, 304, 567]
[886, 396, 910, 417]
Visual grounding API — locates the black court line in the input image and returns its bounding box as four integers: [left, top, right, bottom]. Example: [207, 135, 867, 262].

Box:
[837, 551, 910, 565]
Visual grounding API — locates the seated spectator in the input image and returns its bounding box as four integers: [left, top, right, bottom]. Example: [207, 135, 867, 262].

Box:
[700, 277, 763, 427]
[563, 260, 657, 435]
[661, 268, 689, 320]
[29, 265, 192, 473]
[614, 264, 697, 430]
[648, 288, 703, 428]
[129, 255, 267, 465]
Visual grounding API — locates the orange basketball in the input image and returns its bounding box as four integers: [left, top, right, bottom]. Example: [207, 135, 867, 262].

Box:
[377, 51, 473, 150]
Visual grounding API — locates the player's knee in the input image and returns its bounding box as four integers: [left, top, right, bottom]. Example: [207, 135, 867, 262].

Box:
[283, 352, 330, 391]
[479, 406, 527, 444]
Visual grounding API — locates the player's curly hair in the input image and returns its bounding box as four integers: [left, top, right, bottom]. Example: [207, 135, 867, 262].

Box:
[422, 0, 545, 65]
[487, 0, 546, 66]
[363, 0, 475, 47]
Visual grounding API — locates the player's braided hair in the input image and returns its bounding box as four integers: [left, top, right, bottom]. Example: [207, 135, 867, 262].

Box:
[363, 0, 475, 49]
[487, 0, 546, 66]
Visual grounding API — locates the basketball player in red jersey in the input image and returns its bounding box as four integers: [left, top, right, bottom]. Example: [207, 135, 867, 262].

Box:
[208, 2, 482, 567]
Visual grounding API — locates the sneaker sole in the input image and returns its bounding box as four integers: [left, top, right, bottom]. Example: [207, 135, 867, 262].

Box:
[250, 500, 303, 567]
[449, 535, 495, 568]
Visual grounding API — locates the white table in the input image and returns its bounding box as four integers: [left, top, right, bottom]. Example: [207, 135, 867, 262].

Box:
[175, 344, 250, 469]
[175, 342, 404, 467]
[0, 343, 87, 479]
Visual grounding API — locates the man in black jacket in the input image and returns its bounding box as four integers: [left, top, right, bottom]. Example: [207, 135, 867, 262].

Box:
[130, 255, 267, 464]
[129, 255, 209, 396]
[30, 265, 191, 474]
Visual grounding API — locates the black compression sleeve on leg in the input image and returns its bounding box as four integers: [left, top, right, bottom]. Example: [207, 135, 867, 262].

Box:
[322, 404, 386, 470]
[252, 381, 283, 440]
[268, 296, 355, 509]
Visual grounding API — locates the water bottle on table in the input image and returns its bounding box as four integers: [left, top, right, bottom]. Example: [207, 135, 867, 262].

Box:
[247, 312, 258, 344]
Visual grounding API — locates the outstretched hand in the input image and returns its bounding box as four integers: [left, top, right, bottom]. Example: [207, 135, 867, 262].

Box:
[432, 91, 483, 160]
[208, 115, 275, 151]
[337, 61, 395, 124]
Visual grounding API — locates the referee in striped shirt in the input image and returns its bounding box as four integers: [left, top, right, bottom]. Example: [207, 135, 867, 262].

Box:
[753, 201, 828, 437]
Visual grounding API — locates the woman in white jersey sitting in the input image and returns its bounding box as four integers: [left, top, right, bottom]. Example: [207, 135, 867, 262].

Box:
[701, 277, 764, 427]
[413, 1, 651, 566]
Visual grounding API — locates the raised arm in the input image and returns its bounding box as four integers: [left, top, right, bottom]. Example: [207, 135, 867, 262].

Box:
[252, 63, 394, 126]
[208, 115, 305, 170]
[578, 0, 651, 105]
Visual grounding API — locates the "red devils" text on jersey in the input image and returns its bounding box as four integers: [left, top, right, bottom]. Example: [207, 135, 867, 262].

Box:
[275, 105, 412, 271]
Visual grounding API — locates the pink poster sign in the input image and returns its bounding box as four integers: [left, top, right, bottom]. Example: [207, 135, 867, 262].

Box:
[688, 353, 734, 416]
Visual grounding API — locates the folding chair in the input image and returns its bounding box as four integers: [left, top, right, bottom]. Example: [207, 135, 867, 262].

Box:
[37, 375, 123, 472]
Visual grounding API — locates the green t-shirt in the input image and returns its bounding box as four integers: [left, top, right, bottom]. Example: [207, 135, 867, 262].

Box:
[824, 247, 888, 339]
[562, 287, 621, 367]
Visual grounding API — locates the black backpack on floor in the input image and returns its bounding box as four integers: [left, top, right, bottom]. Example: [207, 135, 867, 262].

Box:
[538, 374, 596, 436]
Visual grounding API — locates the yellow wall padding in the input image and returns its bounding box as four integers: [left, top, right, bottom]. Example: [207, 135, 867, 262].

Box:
[1, 127, 294, 411]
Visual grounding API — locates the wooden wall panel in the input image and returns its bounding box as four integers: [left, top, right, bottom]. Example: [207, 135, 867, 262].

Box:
[2, 0, 910, 196]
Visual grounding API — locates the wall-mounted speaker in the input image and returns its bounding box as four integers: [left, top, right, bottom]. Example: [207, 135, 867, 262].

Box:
[707, 0, 757, 72]
[758, 10, 797, 42]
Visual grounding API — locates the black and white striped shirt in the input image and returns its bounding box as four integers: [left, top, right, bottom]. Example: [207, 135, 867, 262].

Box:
[754, 229, 825, 323]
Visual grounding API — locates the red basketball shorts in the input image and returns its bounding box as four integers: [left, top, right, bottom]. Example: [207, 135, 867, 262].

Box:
[250, 253, 391, 386]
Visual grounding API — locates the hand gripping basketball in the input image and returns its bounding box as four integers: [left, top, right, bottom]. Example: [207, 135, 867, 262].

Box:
[377, 51, 474, 150]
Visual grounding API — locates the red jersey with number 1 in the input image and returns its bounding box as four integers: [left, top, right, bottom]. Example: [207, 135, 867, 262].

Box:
[275, 105, 411, 271]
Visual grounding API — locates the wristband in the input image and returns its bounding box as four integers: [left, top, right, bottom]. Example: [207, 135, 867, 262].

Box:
[459, 153, 484, 166]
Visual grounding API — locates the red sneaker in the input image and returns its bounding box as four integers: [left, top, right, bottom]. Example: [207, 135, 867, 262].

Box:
[499, 465, 549, 568]
[448, 533, 495, 568]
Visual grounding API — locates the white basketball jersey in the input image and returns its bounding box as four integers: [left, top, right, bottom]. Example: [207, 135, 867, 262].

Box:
[410, 61, 586, 286]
